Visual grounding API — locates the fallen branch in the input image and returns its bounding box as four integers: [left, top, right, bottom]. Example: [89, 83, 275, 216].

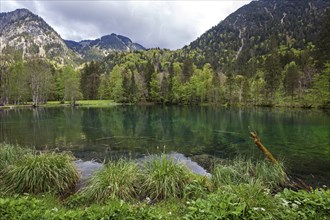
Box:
[250, 131, 278, 164]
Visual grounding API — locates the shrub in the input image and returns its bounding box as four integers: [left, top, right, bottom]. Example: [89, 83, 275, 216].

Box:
[275, 188, 330, 219]
[140, 154, 195, 200]
[1, 152, 79, 195]
[183, 176, 212, 200]
[80, 159, 140, 203]
[184, 181, 279, 220]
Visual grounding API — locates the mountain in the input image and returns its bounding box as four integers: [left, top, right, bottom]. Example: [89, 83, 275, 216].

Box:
[0, 8, 79, 65]
[0, 9, 146, 64]
[64, 33, 146, 61]
[184, 0, 330, 73]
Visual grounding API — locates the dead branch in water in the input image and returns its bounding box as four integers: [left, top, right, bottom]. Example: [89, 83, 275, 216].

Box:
[250, 131, 278, 164]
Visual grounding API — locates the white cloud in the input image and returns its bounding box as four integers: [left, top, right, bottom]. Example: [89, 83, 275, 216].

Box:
[1, 0, 251, 49]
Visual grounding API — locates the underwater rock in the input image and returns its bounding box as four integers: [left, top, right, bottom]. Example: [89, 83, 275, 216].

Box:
[75, 159, 102, 188]
[141, 152, 211, 177]
[75, 152, 212, 189]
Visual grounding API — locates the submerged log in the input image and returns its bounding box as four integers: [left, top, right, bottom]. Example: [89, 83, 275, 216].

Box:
[250, 131, 278, 164]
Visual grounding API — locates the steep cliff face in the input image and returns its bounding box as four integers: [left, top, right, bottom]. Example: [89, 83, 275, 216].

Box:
[0, 8, 79, 64]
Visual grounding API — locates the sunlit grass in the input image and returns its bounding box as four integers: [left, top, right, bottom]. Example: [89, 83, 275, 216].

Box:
[80, 159, 140, 203]
[75, 100, 116, 106]
[1, 152, 79, 195]
[45, 100, 116, 106]
[0, 100, 118, 108]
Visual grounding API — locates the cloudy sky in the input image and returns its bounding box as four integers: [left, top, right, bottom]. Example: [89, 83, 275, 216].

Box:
[1, 0, 251, 49]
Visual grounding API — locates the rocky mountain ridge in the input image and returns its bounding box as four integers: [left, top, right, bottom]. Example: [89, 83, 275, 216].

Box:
[65, 33, 145, 61]
[0, 8, 76, 64]
[0, 9, 146, 63]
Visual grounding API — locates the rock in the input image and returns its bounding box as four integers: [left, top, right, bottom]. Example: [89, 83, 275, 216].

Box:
[75, 159, 102, 189]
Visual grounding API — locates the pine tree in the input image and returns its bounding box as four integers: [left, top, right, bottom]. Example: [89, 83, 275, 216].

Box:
[182, 58, 194, 83]
[149, 72, 161, 102]
[284, 61, 301, 101]
[144, 60, 154, 98]
[80, 61, 102, 100]
[264, 36, 282, 103]
[316, 8, 330, 67]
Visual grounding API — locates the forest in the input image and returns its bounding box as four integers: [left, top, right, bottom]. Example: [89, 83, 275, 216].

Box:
[0, 10, 329, 108]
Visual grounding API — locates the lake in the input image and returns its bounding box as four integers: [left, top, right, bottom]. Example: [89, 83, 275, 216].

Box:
[0, 106, 329, 186]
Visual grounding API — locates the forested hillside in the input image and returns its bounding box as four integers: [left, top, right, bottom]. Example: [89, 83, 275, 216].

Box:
[1, 0, 329, 108]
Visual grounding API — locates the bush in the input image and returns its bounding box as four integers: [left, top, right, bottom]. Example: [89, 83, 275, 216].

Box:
[1, 152, 79, 195]
[80, 159, 140, 203]
[183, 176, 212, 200]
[141, 154, 195, 200]
[275, 188, 330, 219]
[184, 181, 279, 220]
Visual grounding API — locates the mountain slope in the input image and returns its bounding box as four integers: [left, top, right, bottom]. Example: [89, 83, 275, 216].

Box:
[184, 0, 330, 72]
[65, 33, 146, 61]
[0, 8, 79, 65]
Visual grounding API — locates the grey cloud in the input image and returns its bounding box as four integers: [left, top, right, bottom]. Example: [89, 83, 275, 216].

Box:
[36, 1, 193, 49]
[1, 1, 251, 49]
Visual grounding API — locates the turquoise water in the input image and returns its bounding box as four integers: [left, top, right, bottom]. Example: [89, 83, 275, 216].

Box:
[0, 106, 329, 185]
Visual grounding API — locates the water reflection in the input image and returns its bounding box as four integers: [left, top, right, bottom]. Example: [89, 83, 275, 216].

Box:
[0, 106, 329, 183]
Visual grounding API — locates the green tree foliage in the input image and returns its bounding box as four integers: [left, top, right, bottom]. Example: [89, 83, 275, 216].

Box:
[144, 60, 154, 98]
[283, 61, 301, 101]
[190, 63, 213, 103]
[182, 58, 194, 83]
[62, 66, 82, 106]
[149, 72, 161, 103]
[8, 59, 28, 104]
[98, 74, 111, 100]
[24, 59, 54, 106]
[250, 72, 265, 106]
[264, 39, 282, 103]
[54, 69, 65, 102]
[80, 61, 102, 100]
[171, 62, 184, 104]
[316, 8, 330, 67]
[310, 63, 330, 108]
[109, 65, 124, 102]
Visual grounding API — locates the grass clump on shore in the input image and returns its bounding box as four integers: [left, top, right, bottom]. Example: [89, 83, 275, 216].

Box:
[140, 154, 196, 200]
[211, 157, 287, 190]
[1, 152, 79, 195]
[0, 144, 32, 170]
[80, 160, 140, 203]
[0, 144, 329, 219]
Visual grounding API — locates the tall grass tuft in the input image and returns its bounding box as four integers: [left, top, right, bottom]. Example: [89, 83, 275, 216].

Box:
[212, 157, 287, 189]
[0, 144, 32, 171]
[80, 160, 140, 203]
[1, 152, 79, 195]
[141, 154, 194, 200]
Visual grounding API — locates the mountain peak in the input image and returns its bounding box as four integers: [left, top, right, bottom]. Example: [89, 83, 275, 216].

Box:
[13, 8, 32, 14]
[0, 8, 77, 65]
[65, 33, 145, 61]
